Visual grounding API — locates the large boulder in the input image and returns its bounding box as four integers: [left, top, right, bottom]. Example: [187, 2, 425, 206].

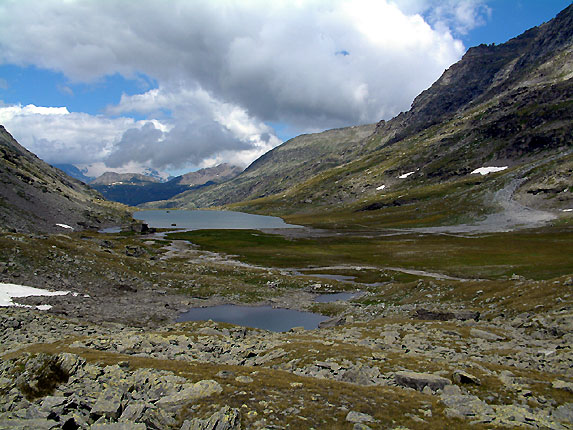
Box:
[394, 371, 451, 391]
[156, 380, 222, 411]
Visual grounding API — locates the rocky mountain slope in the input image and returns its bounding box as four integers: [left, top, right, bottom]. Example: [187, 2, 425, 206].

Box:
[155, 5, 573, 230]
[146, 124, 375, 208]
[177, 163, 243, 186]
[92, 164, 243, 207]
[0, 126, 131, 233]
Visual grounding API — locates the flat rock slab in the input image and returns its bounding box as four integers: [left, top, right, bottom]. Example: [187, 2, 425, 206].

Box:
[346, 411, 375, 423]
[395, 371, 451, 391]
[156, 379, 222, 410]
[470, 328, 504, 341]
[91, 388, 123, 420]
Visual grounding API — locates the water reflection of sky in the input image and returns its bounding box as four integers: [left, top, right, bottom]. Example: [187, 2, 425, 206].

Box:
[134, 209, 301, 230]
[177, 304, 328, 332]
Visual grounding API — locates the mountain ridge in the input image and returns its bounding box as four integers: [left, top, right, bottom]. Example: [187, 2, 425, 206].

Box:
[148, 4, 572, 230]
[92, 163, 243, 206]
[0, 126, 131, 233]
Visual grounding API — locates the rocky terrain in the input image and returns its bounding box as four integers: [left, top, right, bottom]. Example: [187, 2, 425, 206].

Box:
[0, 126, 131, 234]
[0, 227, 572, 429]
[0, 5, 572, 430]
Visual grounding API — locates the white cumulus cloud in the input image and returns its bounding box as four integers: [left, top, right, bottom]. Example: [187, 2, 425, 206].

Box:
[0, 0, 487, 173]
[0, 103, 158, 165]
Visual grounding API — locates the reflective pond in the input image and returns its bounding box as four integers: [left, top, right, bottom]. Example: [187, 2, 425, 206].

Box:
[176, 304, 329, 332]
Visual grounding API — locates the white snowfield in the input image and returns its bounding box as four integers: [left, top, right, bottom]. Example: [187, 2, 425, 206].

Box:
[55, 223, 74, 230]
[471, 166, 508, 175]
[0, 283, 69, 310]
[398, 171, 416, 179]
[376, 185, 386, 191]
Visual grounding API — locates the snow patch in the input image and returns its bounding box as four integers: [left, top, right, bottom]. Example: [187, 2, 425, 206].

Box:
[55, 223, 74, 230]
[0, 283, 70, 309]
[471, 166, 508, 176]
[563, 209, 573, 212]
[398, 171, 416, 179]
[376, 185, 386, 191]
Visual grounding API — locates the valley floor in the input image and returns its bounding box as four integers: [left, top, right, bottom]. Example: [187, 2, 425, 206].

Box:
[0, 223, 572, 429]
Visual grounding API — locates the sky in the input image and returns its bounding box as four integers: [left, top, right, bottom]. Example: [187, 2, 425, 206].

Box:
[0, 0, 570, 178]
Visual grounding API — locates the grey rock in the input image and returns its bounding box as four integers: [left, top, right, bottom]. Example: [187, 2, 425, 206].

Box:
[339, 364, 381, 386]
[156, 380, 222, 411]
[441, 394, 494, 418]
[442, 385, 462, 396]
[40, 395, 67, 412]
[57, 353, 85, 376]
[0, 418, 59, 429]
[470, 328, 503, 341]
[181, 405, 241, 430]
[119, 402, 146, 422]
[395, 371, 451, 391]
[91, 388, 124, 419]
[553, 380, 573, 393]
[141, 406, 177, 430]
[553, 403, 573, 423]
[452, 370, 481, 385]
[91, 422, 147, 430]
[318, 316, 346, 328]
[346, 411, 375, 423]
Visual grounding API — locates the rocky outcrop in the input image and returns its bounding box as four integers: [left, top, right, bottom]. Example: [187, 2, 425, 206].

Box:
[0, 352, 226, 429]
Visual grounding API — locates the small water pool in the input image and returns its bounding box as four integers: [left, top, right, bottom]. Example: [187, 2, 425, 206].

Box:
[176, 304, 328, 332]
[314, 292, 357, 303]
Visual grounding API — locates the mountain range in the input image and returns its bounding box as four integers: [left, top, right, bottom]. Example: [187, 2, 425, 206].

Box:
[89, 164, 243, 206]
[141, 5, 572, 230]
[1, 5, 572, 231]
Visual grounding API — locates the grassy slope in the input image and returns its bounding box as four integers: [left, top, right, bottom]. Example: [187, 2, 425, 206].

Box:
[167, 227, 573, 281]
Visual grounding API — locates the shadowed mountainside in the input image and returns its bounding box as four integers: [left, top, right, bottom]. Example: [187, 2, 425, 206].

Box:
[0, 126, 131, 233]
[92, 164, 243, 206]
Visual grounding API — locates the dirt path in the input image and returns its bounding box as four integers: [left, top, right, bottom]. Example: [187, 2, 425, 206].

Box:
[414, 177, 557, 234]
